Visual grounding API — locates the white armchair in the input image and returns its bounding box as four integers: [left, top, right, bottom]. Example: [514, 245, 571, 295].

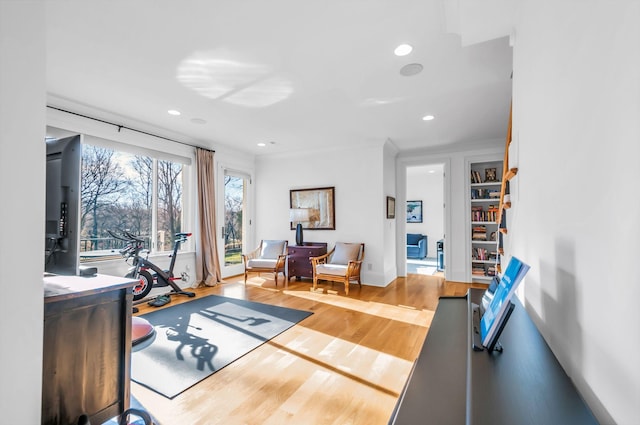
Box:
[310, 242, 364, 295]
[242, 240, 288, 285]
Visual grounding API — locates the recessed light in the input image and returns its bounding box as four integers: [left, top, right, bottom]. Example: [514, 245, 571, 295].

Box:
[429, 170, 436, 174]
[394, 44, 413, 56]
[257, 142, 266, 147]
[190, 118, 207, 124]
[422, 115, 435, 121]
[167, 109, 181, 116]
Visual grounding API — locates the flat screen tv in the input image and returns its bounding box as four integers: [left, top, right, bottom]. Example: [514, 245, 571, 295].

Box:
[480, 256, 530, 351]
[45, 134, 82, 275]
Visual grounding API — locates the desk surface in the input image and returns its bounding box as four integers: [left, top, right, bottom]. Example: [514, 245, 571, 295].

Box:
[44, 273, 137, 302]
[392, 296, 467, 425]
[391, 290, 597, 425]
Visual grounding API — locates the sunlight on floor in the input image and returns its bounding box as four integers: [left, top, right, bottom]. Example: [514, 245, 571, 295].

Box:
[129, 277, 452, 424]
[267, 325, 414, 409]
[283, 289, 434, 327]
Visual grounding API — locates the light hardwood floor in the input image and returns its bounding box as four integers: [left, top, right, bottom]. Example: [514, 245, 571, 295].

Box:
[132, 273, 484, 425]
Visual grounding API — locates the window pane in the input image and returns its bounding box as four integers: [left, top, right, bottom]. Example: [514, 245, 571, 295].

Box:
[80, 145, 152, 261]
[157, 159, 183, 252]
[224, 175, 244, 265]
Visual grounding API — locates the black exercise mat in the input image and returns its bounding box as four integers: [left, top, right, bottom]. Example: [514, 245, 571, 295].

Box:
[131, 295, 313, 399]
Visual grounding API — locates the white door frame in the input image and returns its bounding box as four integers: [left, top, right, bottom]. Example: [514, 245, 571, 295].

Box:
[397, 158, 451, 279]
[217, 165, 254, 278]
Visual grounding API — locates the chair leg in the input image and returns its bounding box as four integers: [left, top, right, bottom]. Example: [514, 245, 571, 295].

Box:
[345, 279, 349, 295]
[313, 276, 317, 291]
[274, 271, 278, 286]
[244, 270, 248, 285]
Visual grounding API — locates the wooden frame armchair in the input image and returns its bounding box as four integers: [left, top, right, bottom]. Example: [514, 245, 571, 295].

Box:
[310, 242, 364, 295]
[242, 240, 288, 285]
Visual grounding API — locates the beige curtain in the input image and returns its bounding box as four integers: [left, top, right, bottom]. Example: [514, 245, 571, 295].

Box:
[195, 147, 222, 286]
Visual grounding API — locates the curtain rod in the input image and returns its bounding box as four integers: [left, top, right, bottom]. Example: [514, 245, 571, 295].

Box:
[47, 105, 214, 152]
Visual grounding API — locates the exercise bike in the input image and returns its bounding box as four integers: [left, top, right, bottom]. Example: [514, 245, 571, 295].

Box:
[109, 230, 195, 302]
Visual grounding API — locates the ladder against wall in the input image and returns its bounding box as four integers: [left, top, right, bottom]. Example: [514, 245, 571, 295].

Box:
[497, 104, 517, 268]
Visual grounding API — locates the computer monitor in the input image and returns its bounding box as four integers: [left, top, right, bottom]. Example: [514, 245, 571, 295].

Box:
[480, 256, 530, 351]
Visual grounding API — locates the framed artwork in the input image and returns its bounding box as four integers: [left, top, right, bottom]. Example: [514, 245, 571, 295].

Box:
[407, 200, 423, 223]
[386, 196, 395, 219]
[290, 186, 335, 230]
[485, 168, 498, 182]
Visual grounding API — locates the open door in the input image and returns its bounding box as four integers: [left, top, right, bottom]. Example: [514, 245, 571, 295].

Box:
[219, 169, 251, 277]
[405, 163, 445, 277]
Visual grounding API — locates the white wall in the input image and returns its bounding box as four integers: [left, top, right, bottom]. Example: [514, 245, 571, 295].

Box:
[406, 164, 445, 257]
[510, 1, 640, 423]
[255, 142, 388, 286]
[383, 141, 399, 284]
[0, 2, 45, 422]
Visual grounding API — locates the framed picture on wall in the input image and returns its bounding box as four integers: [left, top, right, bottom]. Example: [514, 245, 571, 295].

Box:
[386, 196, 395, 219]
[290, 186, 335, 230]
[407, 200, 423, 223]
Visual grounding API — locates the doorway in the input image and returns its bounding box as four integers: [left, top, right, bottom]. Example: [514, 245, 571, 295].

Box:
[219, 169, 251, 277]
[406, 163, 445, 277]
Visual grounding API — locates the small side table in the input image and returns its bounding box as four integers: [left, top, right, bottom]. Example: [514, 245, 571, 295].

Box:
[287, 242, 327, 281]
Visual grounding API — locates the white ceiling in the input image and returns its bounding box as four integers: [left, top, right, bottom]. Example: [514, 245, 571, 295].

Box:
[45, 0, 513, 156]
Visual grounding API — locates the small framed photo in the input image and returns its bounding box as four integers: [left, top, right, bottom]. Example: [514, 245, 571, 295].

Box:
[407, 200, 423, 223]
[386, 196, 395, 219]
[387, 196, 396, 218]
[485, 168, 497, 182]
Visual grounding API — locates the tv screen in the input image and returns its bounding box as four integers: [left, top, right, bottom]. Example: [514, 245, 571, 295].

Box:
[480, 256, 530, 350]
[45, 134, 81, 275]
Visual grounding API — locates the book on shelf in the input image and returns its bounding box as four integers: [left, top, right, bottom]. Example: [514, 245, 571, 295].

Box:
[471, 205, 499, 222]
[473, 247, 491, 261]
[471, 189, 498, 199]
[472, 267, 486, 276]
[472, 225, 487, 240]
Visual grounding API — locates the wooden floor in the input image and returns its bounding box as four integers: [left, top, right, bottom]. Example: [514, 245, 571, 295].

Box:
[131, 273, 484, 425]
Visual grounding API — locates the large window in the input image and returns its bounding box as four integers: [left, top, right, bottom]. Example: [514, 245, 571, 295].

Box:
[79, 143, 185, 261]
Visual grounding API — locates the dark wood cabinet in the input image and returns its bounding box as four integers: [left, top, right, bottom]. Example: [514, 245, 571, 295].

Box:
[42, 274, 137, 425]
[287, 243, 327, 280]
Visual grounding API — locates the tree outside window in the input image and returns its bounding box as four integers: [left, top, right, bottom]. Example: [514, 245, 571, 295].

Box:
[80, 144, 184, 261]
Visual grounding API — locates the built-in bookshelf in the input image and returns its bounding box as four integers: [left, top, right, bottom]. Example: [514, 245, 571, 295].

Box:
[470, 160, 503, 283]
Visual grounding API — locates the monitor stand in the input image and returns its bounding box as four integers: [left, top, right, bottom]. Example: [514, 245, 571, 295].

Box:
[471, 302, 485, 351]
[470, 300, 514, 353]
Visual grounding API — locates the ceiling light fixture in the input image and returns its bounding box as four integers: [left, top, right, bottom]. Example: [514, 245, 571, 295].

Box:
[190, 118, 207, 124]
[422, 115, 435, 121]
[167, 109, 181, 116]
[394, 44, 413, 56]
[257, 142, 266, 147]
